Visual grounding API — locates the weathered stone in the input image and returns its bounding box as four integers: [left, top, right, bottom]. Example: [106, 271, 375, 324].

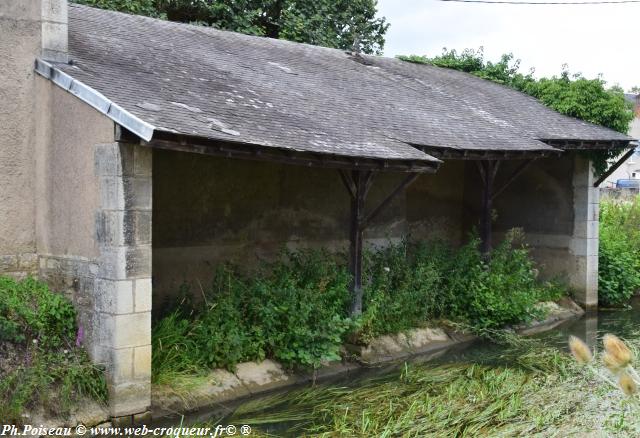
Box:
[109, 381, 151, 418]
[134, 211, 152, 245]
[134, 278, 152, 312]
[99, 245, 151, 280]
[406, 328, 450, 351]
[132, 410, 152, 425]
[235, 360, 291, 394]
[123, 177, 152, 210]
[133, 345, 152, 380]
[0, 254, 18, 272]
[152, 369, 249, 415]
[109, 348, 134, 384]
[134, 146, 152, 177]
[95, 279, 134, 314]
[100, 312, 151, 349]
[71, 399, 109, 427]
[18, 252, 38, 271]
[110, 414, 133, 427]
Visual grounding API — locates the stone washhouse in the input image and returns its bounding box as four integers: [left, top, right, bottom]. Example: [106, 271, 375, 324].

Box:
[0, 0, 634, 422]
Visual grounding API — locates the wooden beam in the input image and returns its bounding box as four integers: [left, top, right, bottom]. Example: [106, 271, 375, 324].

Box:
[417, 146, 560, 161]
[360, 173, 420, 230]
[492, 159, 535, 200]
[594, 148, 637, 187]
[144, 134, 439, 173]
[544, 139, 631, 150]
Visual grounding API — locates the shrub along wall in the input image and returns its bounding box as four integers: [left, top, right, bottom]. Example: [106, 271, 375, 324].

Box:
[152, 229, 565, 382]
[598, 195, 640, 306]
[0, 277, 107, 423]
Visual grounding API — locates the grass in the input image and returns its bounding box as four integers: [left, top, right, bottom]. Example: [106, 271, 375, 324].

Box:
[0, 276, 107, 423]
[214, 332, 640, 437]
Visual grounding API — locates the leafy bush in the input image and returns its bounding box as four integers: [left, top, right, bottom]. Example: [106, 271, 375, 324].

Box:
[0, 276, 107, 423]
[0, 276, 77, 349]
[442, 231, 550, 329]
[599, 197, 640, 306]
[153, 250, 353, 380]
[244, 251, 352, 368]
[154, 232, 566, 381]
[357, 241, 446, 342]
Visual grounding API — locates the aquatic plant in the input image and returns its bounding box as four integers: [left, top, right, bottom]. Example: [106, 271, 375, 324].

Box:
[569, 334, 639, 398]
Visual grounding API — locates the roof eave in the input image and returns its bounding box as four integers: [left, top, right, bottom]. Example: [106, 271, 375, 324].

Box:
[34, 58, 155, 141]
[142, 130, 441, 173]
[411, 145, 562, 161]
[543, 139, 632, 150]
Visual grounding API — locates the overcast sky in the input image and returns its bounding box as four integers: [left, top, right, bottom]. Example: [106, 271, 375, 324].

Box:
[377, 0, 639, 92]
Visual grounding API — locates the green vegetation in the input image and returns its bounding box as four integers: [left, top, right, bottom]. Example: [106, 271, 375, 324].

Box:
[0, 276, 107, 423]
[599, 196, 640, 306]
[71, 0, 389, 54]
[217, 333, 631, 436]
[153, 251, 353, 380]
[153, 231, 565, 383]
[399, 48, 635, 175]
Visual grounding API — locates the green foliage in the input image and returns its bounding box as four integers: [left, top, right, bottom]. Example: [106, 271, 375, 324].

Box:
[73, 0, 161, 16]
[0, 276, 107, 424]
[0, 276, 76, 349]
[598, 196, 640, 306]
[441, 230, 551, 329]
[357, 230, 560, 336]
[243, 251, 353, 368]
[154, 233, 566, 382]
[357, 241, 446, 342]
[71, 0, 389, 54]
[399, 48, 635, 176]
[0, 349, 107, 424]
[153, 250, 353, 380]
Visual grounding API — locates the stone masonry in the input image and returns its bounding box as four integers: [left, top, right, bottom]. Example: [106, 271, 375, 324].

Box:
[570, 154, 599, 308]
[94, 142, 153, 418]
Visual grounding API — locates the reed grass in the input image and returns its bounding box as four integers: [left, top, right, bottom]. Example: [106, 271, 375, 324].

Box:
[219, 333, 640, 437]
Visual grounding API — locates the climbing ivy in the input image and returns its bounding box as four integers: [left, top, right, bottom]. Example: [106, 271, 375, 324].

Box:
[400, 48, 635, 175]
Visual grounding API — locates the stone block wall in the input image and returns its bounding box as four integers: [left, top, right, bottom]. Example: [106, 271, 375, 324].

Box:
[94, 142, 153, 418]
[0, 253, 39, 280]
[569, 155, 599, 308]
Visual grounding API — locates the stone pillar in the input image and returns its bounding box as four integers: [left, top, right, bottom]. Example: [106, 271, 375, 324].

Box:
[570, 154, 599, 308]
[94, 143, 152, 420]
[41, 0, 68, 63]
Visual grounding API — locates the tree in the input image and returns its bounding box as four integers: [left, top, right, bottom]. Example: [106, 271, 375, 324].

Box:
[399, 48, 635, 175]
[72, 0, 389, 54]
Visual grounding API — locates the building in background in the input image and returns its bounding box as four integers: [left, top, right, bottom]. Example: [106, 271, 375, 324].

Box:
[603, 94, 640, 188]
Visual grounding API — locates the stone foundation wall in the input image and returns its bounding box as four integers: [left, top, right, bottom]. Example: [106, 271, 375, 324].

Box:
[38, 254, 98, 354]
[0, 253, 39, 279]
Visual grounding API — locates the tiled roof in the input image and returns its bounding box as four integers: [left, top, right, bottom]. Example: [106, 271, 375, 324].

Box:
[42, 5, 632, 165]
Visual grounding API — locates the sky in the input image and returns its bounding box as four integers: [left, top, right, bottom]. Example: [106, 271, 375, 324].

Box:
[377, 0, 639, 92]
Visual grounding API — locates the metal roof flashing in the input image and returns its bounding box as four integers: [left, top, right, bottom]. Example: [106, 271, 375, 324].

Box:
[34, 58, 155, 141]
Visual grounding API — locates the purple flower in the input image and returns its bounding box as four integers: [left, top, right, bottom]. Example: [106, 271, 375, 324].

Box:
[75, 324, 84, 347]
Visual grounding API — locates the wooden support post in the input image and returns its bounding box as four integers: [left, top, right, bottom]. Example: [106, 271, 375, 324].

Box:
[477, 160, 499, 256]
[348, 171, 367, 316]
[339, 170, 419, 316]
